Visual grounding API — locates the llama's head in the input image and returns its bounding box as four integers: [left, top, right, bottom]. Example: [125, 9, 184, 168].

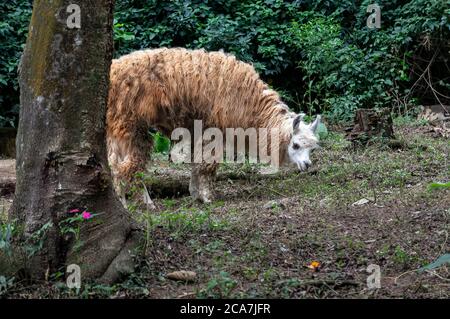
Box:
[287, 114, 321, 171]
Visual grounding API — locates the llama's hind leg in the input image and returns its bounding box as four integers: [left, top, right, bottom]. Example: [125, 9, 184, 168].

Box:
[108, 134, 155, 211]
[117, 159, 156, 211]
[189, 162, 219, 203]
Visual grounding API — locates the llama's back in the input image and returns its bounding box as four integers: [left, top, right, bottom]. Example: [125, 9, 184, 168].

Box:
[108, 48, 278, 132]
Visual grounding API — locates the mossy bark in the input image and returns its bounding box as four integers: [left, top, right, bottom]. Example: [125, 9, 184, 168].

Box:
[10, 0, 138, 284]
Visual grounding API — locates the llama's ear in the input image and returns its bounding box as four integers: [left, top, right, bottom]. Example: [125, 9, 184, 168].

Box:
[310, 115, 321, 133]
[293, 114, 304, 130]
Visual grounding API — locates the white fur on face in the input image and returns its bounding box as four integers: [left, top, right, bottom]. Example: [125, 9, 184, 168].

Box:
[287, 118, 320, 171]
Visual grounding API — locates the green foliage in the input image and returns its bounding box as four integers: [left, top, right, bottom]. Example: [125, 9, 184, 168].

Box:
[392, 245, 417, 267]
[0, 221, 20, 278]
[288, 0, 449, 121]
[114, 0, 301, 77]
[0, 0, 448, 126]
[0, 275, 15, 296]
[0, 1, 32, 127]
[59, 212, 100, 251]
[419, 254, 450, 272]
[0, 223, 13, 257]
[145, 207, 228, 240]
[198, 271, 237, 298]
[113, 0, 450, 122]
[150, 131, 171, 154]
[291, 16, 402, 120]
[25, 221, 53, 258]
[316, 122, 328, 139]
[427, 181, 450, 190]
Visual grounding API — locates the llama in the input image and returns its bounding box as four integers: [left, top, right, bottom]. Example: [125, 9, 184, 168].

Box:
[106, 48, 321, 207]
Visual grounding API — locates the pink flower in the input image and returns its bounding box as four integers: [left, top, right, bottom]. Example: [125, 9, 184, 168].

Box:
[69, 209, 80, 213]
[82, 211, 92, 220]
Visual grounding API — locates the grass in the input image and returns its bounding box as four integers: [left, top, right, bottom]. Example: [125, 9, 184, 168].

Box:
[0, 121, 448, 298]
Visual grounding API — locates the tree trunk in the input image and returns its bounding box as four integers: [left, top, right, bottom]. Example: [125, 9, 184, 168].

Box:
[10, 0, 138, 284]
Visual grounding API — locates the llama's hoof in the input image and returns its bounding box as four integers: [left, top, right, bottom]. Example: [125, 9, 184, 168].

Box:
[145, 201, 156, 210]
[189, 174, 215, 204]
[191, 189, 214, 203]
[142, 188, 156, 210]
[118, 195, 127, 208]
[199, 195, 213, 204]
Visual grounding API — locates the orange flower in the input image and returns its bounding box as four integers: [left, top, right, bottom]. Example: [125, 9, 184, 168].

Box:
[308, 261, 321, 270]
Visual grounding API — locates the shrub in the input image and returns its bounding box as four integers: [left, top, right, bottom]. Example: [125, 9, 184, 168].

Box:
[290, 15, 410, 121]
[0, 1, 32, 127]
[0, 0, 448, 126]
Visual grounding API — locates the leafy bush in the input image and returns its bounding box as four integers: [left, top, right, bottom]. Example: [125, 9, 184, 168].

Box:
[113, 0, 449, 122]
[0, 1, 32, 127]
[0, 0, 448, 126]
[150, 131, 170, 154]
[114, 0, 302, 77]
[0, 275, 15, 296]
[290, 15, 410, 121]
[0, 223, 13, 257]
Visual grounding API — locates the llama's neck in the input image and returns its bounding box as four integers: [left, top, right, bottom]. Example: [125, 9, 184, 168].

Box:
[249, 89, 294, 166]
[257, 90, 293, 137]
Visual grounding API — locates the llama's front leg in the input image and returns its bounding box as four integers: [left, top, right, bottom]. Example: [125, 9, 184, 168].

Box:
[189, 163, 219, 203]
[141, 182, 156, 210]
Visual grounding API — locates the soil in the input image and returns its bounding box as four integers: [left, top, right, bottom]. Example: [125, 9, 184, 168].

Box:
[0, 123, 448, 298]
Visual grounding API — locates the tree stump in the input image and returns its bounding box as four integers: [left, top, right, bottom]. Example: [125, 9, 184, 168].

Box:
[345, 108, 394, 145]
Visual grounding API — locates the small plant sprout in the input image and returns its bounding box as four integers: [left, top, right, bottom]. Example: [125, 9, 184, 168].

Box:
[59, 209, 99, 251]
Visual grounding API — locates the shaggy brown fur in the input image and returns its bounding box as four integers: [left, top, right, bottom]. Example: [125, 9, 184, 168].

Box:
[106, 48, 297, 203]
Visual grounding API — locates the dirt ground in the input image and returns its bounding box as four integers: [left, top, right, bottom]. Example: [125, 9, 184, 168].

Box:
[0, 159, 14, 219]
[0, 121, 449, 298]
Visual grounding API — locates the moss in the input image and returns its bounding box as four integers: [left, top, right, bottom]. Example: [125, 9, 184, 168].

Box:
[26, 0, 63, 96]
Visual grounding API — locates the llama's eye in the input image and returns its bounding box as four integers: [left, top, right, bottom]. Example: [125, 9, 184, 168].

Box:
[292, 143, 300, 150]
